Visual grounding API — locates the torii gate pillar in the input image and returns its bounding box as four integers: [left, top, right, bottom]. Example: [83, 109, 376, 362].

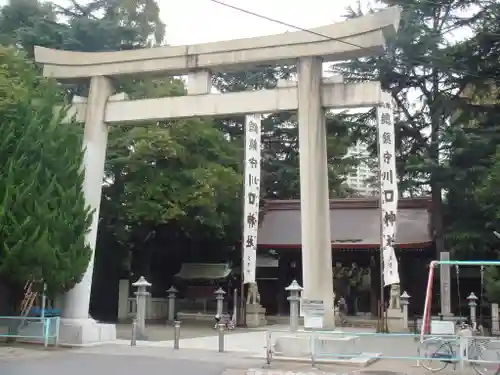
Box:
[297, 57, 335, 327]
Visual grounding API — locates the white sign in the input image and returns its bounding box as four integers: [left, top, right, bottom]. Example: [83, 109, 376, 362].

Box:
[377, 98, 400, 286]
[302, 299, 325, 329]
[242, 114, 262, 284]
[304, 315, 323, 329]
[430, 320, 455, 335]
[301, 299, 325, 315]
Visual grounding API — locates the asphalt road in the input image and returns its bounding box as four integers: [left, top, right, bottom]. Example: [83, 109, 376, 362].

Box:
[0, 352, 228, 375]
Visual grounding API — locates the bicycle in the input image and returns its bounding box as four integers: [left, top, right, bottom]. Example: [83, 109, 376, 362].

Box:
[213, 313, 235, 330]
[419, 321, 499, 375]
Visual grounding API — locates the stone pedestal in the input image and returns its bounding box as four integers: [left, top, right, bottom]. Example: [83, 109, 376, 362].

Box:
[440, 252, 453, 317]
[18, 317, 116, 346]
[386, 285, 406, 332]
[57, 318, 116, 346]
[492, 303, 500, 334]
[387, 308, 405, 332]
[245, 303, 267, 327]
[274, 333, 359, 358]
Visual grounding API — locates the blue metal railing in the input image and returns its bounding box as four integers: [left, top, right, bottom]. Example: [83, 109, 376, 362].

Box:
[0, 316, 60, 347]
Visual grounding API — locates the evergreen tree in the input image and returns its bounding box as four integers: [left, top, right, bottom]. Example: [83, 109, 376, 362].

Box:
[0, 46, 92, 296]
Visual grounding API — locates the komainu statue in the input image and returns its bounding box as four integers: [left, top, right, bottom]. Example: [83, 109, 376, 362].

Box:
[389, 283, 401, 310]
[246, 282, 261, 305]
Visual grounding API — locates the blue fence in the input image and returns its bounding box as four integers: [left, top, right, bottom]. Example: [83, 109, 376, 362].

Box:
[265, 329, 500, 372]
[0, 316, 60, 347]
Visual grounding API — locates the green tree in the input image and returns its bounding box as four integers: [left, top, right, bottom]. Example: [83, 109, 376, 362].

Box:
[339, 0, 482, 255]
[0, 46, 92, 297]
[213, 68, 358, 200]
[0, 0, 165, 59]
[443, 0, 500, 259]
[475, 148, 500, 301]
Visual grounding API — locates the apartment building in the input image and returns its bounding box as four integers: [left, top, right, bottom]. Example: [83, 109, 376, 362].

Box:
[344, 142, 378, 196]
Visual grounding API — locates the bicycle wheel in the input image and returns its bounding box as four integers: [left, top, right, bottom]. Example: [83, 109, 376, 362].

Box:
[470, 340, 500, 375]
[419, 338, 453, 372]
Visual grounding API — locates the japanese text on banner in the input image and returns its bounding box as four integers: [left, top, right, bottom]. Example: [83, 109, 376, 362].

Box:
[377, 100, 400, 286]
[243, 114, 262, 284]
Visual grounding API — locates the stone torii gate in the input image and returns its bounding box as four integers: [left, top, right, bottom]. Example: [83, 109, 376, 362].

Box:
[34, 7, 400, 345]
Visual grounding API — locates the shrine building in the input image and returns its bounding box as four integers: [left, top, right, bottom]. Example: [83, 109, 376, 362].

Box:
[255, 197, 433, 317]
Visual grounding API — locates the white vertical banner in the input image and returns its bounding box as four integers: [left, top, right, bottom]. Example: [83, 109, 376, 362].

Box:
[377, 97, 400, 287]
[242, 114, 262, 284]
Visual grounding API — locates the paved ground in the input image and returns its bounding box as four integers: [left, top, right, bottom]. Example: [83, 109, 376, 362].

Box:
[0, 350, 227, 375]
[0, 324, 497, 375]
[0, 344, 482, 375]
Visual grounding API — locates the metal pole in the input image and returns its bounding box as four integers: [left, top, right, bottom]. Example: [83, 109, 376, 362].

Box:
[310, 331, 317, 369]
[131, 318, 137, 346]
[173, 320, 181, 349]
[265, 330, 272, 366]
[43, 317, 50, 348]
[421, 264, 436, 342]
[41, 283, 47, 319]
[218, 323, 225, 352]
[54, 317, 60, 347]
[232, 288, 238, 326]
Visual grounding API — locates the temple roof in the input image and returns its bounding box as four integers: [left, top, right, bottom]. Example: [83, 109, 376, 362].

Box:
[258, 197, 432, 248]
[174, 263, 232, 280]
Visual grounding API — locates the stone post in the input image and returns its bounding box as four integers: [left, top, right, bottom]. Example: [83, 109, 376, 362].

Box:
[286, 280, 303, 332]
[215, 288, 226, 316]
[166, 286, 178, 322]
[491, 303, 499, 334]
[400, 291, 410, 330]
[440, 252, 452, 317]
[132, 276, 151, 340]
[297, 57, 335, 329]
[118, 279, 130, 321]
[467, 292, 478, 326]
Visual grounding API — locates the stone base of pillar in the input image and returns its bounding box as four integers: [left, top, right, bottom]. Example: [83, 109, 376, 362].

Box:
[322, 309, 336, 330]
[440, 313, 455, 318]
[274, 334, 359, 358]
[58, 318, 116, 346]
[245, 303, 267, 327]
[16, 318, 116, 346]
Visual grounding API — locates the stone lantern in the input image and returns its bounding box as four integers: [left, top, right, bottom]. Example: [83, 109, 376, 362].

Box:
[400, 291, 411, 329]
[214, 288, 226, 316]
[285, 280, 303, 332]
[132, 276, 151, 340]
[166, 286, 178, 322]
[467, 292, 478, 325]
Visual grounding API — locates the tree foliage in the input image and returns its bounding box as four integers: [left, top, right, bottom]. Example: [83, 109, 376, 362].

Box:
[213, 68, 358, 200]
[339, 0, 485, 256]
[0, 46, 92, 294]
